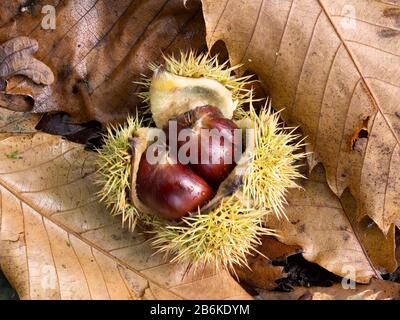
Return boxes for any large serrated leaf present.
[0,112,250,300]
[201,0,400,234]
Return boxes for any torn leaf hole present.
[352,129,369,151]
[359,215,376,230]
[358,128,369,139]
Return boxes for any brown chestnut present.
[136,146,215,220]
[165,105,242,188]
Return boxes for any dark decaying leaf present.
[0,0,206,124]
[0,269,18,300]
[384,229,400,283]
[35,113,103,148]
[274,253,342,292]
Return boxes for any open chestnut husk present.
[96,52,306,270]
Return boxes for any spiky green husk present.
[136,51,254,111]
[98,50,306,270]
[147,102,305,270]
[95,100,306,270]
[238,100,306,219]
[150,194,275,272]
[95,116,143,230]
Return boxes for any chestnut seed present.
[191,128,239,187]
[136,147,215,220]
[165,105,242,188]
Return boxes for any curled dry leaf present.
[202,0,400,234]
[0,36,54,112]
[0,0,206,124]
[0,111,250,300]
[267,165,397,283]
[0,36,54,87]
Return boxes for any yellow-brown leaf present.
[0,113,249,300]
[202,0,400,234]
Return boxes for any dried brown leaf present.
[0,111,249,300]
[267,165,396,283]
[0,0,206,124]
[0,108,39,134]
[202,0,400,234]
[0,36,54,86]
